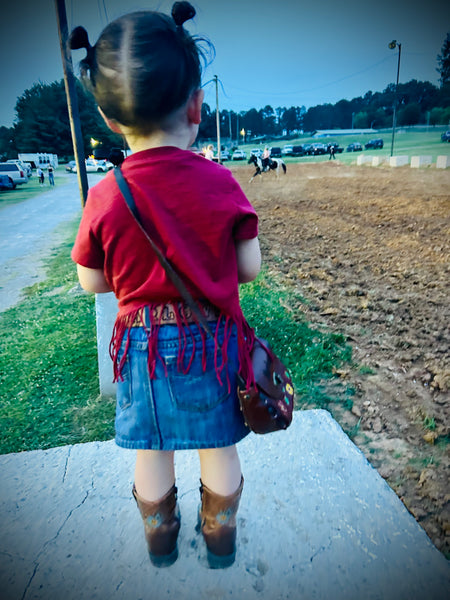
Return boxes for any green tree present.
[437,32,450,87]
[397,103,421,126]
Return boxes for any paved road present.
[0,174,102,312]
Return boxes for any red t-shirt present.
[72,146,258,318]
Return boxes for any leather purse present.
[114,167,294,435]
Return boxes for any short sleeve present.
[71,193,105,269]
[231,180,259,241]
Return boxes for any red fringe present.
[109,301,256,391]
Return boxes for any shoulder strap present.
[113,167,215,340]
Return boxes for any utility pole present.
[214,75,221,163]
[389,40,402,158]
[55,0,88,207]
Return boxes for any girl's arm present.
[236,237,261,283]
[76,264,112,293]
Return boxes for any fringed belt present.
[130,300,220,327]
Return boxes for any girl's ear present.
[98,106,123,133]
[187,89,204,125]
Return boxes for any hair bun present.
[171,1,196,27]
[69,26,91,51]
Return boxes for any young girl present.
[70,2,261,569]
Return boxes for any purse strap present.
[113,166,216,341]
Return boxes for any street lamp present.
[388,40,402,157]
[240,128,246,144]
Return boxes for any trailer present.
[18,153,59,169]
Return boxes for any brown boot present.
[197,476,244,568]
[132,484,181,567]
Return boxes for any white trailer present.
[18,153,59,169]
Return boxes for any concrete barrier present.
[356,155,373,165]
[389,155,409,167]
[436,155,450,168]
[95,292,118,397]
[372,156,385,167]
[411,156,432,168]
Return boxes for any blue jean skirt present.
[115,320,250,450]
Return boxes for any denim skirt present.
[115,320,250,450]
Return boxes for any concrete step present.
[0,410,448,600]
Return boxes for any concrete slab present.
[436,155,450,168]
[0,410,448,600]
[410,156,432,168]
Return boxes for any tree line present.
[1,33,449,160]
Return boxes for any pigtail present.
[171,1,196,29]
[69,26,96,81]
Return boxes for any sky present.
[0,0,449,127]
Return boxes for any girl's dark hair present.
[69,2,212,132]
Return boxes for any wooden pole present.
[54,0,88,207]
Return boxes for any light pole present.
[389,40,402,157]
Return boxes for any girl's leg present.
[133,449,180,567]
[134,449,175,501]
[197,445,242,495]
[197,445,244,568]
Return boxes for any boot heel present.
[150,546,179,568]
[206,548,236,569]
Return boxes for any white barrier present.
[372,156,385,167]
[389,155,409,167]
[356,155,373,165]
[411,156,432,168]
[95,292,118,397]
[436,155,450,168]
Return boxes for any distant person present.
[69,2,261,570]
[329,144,336,160]
[47,165,55,185]
[262,146,271,171]
[37,167,44,185]
[204,144,214,160]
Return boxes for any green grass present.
[0,169,74,210]
[239,272,353,410]
[0,219,115,454]
[0,223,354,453]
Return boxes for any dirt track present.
[232,160,449,558]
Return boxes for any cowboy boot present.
[197,476,244,569]
[132,484,181,568]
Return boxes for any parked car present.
[291,145,306,156]
[302,143,313,155]
[6,159,32,177]
[65,160,76,172]
[232,149,247,160]
[282,145,294,156]
[0,162,28,185]
[311,143,327,155]
[365,138,384,150]
[270,147,282,157]
[0,174,15,190]
[250,148,262,158]
[326,143,343,154]
[346,142,363,152]
[441,131,450,142]
[72,158,114,173]
[215,148,231,161]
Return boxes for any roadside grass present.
[0,169,74,210]
[0,219,115,455]
[0,223,354,454]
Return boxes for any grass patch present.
[239,272,353,410]
[0,169,74,211]
[0,219,115,454]
[0,234,352,454]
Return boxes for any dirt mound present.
[232,160,449,557]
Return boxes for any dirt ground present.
[232,160,449,558]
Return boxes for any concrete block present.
[356,155,373,165]
[436,155,450,168]
[411,155,432,168]
[95,292,118,397]
[389,155,409,167]
[372,156,385,167]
